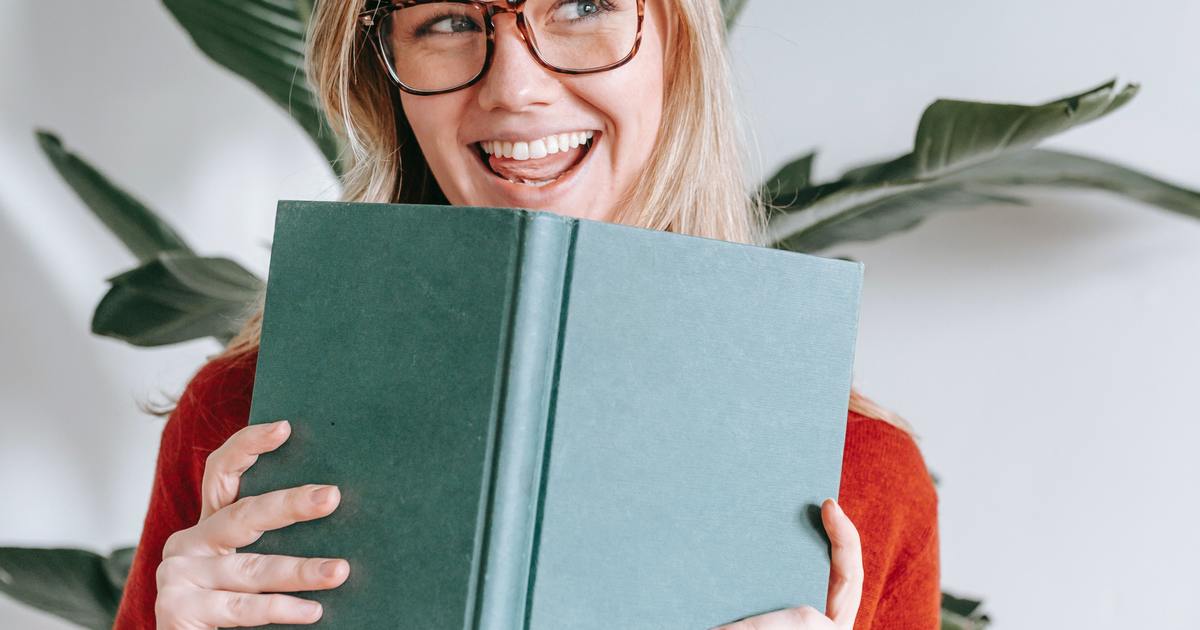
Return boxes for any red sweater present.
[114,350,940,629]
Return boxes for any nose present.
[475,13,562,112]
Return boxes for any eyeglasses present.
[358,0,646,96]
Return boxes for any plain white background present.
[2,0,1197,628]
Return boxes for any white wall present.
[2,0,1196,628]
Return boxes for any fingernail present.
[272,419,290,432]
[300,599,322,619]
[311,485,337,504]
[319,559,344,578]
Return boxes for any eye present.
[425,13,481,35]
[551,0,607,22]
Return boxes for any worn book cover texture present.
[239,200,864,629]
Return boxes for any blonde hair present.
[214,0,912,434]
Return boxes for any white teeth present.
[479,131,595,161]
[529,139,548,159]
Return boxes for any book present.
[239,199,864,629]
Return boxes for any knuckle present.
[155,556,186,589]
[154,585,189,621]
[234,553,269,580]
[264,593,294,620]
[225,592,254,619]
[226,495,258,524]
[845,564,865,583]
[287,485,320,516]
[791,606,823,621]
[161,530,188,558]
[203,448,224,474]
[300,557,322,583]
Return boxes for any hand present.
[713,498,863,630]
[154,420,350,629]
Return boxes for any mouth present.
[472,130,598,189]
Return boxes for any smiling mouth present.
[473,131,598,188]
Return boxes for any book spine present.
[474,213,575,630]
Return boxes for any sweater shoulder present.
[168,349,258,453]
[839,410,938,544]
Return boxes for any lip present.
[466,131,601,204]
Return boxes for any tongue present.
[488,145,584,182]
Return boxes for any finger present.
[196,484,341,553]
[163,553,349,593]
[200,420,292,520]
[711,605,829,630]
[158,585,324,627]
[822,498,863,629]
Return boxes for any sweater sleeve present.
[113,353,257,629]
[838,413,941,630]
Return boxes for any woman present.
[115,0,939,628]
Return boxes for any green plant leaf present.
[762,80,1200,251]
[0,546,133,630]
[722,0,749,28]
[912,78,1138,179]
[102,547,136,594]
[941,148,1200,217]
[162,0,343,173]
[768,148,1200,252]
[93,252,264,347]
[762,151,815,207]
[940,591,991,630]
[35,130,193,263]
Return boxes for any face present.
[398,0,669,223]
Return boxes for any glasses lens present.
[381,3,487,92]
[525,0,640,71]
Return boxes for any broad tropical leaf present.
[768,147,1200,252]
[0,546,134,630]
[162,0,343,173]
[35,130,193,263]
[93,253,264,346]
[763,80,1200,251]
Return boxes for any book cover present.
[239,199,864,629]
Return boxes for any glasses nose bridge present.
[484,0,529,31]
[484,0,535,53]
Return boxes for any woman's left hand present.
[713,498,863,630]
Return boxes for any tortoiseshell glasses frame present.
[357,0,647,96]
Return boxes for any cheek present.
[588,29,666,181]
[399,93,471,179]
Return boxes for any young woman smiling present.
[114,1,940,628]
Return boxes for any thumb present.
[822,498,863,629]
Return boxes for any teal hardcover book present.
[239,200,864,629]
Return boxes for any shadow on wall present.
[0,205,129,543]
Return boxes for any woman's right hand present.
[154,420,350,629]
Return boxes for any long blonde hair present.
[214,0,912,434]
